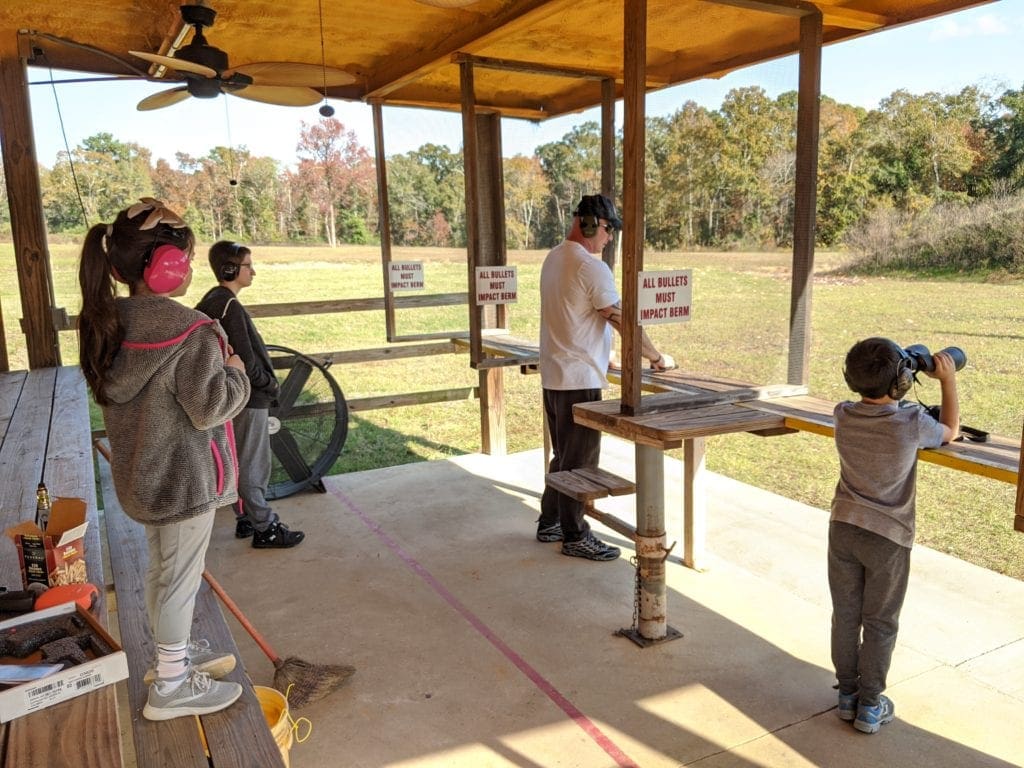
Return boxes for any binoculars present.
[903,344,966,373]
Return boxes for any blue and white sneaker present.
[561,531,620,561]
[837,691,858,721]
[854,694,895,734]
[536,522,563,542]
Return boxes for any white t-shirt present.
[539,240,619,390]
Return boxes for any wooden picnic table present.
[0,366,122,768]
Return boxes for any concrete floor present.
[201,437,1024,768]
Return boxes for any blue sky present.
[27,2,1024,169]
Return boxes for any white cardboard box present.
[0,601,127,722]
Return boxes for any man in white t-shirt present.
[537,194,675,561]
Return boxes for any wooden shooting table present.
[575,369,1024,572]
[0,367,122,767]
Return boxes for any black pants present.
[539,388,602,542]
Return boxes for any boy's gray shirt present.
[102,296,250,526]
[831,400,945,548]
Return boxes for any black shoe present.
[252,521,305,549]
[234,518,254,539]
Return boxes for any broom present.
[203,570,355,708]
[94,439,354,708]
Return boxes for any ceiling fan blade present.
[129,50,217,79]
[137,87,192,111]
[229,62,356,87]
[227,84,322,107]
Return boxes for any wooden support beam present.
[244,293,468,318]
[347,387,478,412]
[620,0,647,416]
[461,60,483,369]
[371,102,398,342]
[452,53,616,82]
[787,11,822,386]
[0,51,59,368]
[701,0,819,17]
[601,77,617,273]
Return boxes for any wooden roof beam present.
[452,52,668,88]
[364,0,565,100]
[703,0,888,28]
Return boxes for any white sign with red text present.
[389,261,424,292]
[475,266,518,305]
[637,269,692,326]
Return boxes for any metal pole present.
[635,444,666,640]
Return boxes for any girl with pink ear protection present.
[77,199,252,721]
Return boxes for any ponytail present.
[77,223,122,405]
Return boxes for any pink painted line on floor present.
[327,480,639,768]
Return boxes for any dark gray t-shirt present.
[830,400,945,548]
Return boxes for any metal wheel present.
[265,345,348,500]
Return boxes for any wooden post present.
[1015,417,1024,532]
[600,77,617,273]
[460,60,483,369]
[683,437,707,569]
[0,46,60,368]
[460,62,506,454]
[786,10,822,386]
[620,0,646,417]
[371,101,397,342]
[474,112,507,455]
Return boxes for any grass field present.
[3,242,1022,579]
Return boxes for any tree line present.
[4,82,1023,252]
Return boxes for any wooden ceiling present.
[0,0,994,121]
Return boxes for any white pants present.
[144,510,215,646]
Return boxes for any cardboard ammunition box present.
[0,602,127,722]
[5,497,89,589]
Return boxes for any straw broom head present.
[274,657,356,709]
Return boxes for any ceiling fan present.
[130,3,355,111]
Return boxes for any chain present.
[629,554,641,631]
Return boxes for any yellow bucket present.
[255,685,294,768]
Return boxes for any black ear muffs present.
[579,215,600,237]
[219,260,240,281]
[889,351,914,400]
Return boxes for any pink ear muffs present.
[143,244,191,293]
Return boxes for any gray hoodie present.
[103,296,250,526]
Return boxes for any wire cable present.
[37,36,89,229]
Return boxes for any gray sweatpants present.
[232,407,277,532]
[145,510,216,647]
[828,520,911,706]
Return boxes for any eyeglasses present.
[602,223,615,234]
[238,262,254,270]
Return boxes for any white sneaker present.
[142,670,242,721]
[143,639,236,685]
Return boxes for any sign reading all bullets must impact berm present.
[475,266,518,305]
[389,261,424,292]
[637,269,692,326]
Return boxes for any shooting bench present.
[95,442,285,768]
[0,367,120,768]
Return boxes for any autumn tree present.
[42,133,153,231]
[536,121,602,245]
[503,154,548,249]
[295,117,375,246]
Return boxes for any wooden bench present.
[0,367,122,768]
[95,441,286,768]
[545,467,637,539]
